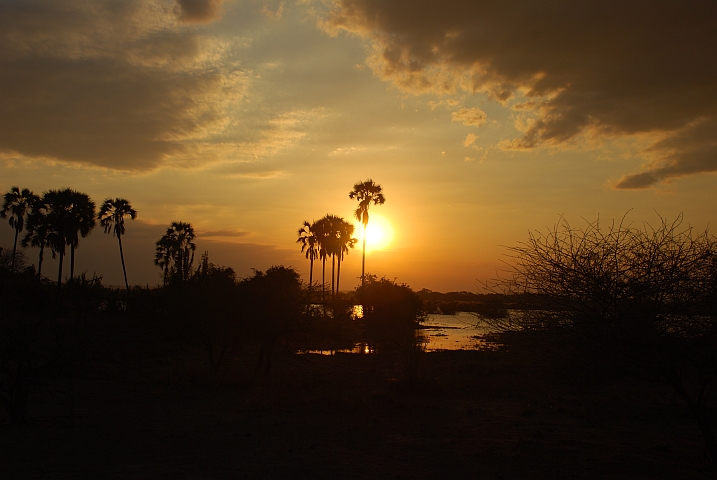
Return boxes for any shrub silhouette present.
[355,275,425,353]
[239,266,304,377]
[494,214,717,464]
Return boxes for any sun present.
[355,215,394,251]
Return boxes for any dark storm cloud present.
[174,0,223,24]
[322,0,717,187]
[0,0,243,170]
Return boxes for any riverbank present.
[1,332,712,479]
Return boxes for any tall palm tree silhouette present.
[41,189,73,288]
[99,198,137,290]
[154,221,196,285]
[325,214,340,297]
[54,189,96,281]
[348,179,385,285]
[296,220,319,299]
[335,218,357,294]
[21,201,52,279]
[1,187,38,273]
[313,216,332,304]
[154,235,174,287]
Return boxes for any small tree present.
[494,214,717,464]
[355,275,425,353]
[240,266,304,377]
[1,187,38,273]
[98,198,137,291]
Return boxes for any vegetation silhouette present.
[1,187,39,274]
[21,199,53,279]
[355,274,425,353]
[334,217,357,294]
[4,185,716,474]
[64,190,96,281]
[312,215,331,304]
[491,214,717,465]
[154,221,196,286]
[296,220,319,300]
[98,198,137,291]
[34,189,96,289]
[239,266,304,377]
[349,179,385,286]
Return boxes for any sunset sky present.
[1,0,716,292]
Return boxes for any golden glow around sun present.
[355,215,394,251]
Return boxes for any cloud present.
[0,0,244,171]
[463,134,477,148]
[199,229,250,238]
[329,146,367,156]
[452,108,487,127]
[616,118,717,188]
[175,0,224,24]
[321,0,717,186]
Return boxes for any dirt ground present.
[1,340,714,479]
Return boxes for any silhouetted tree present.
[335,218,357,294]
[172,252,242,370]
[98,198,137,290]
[355,275,425,353]
[297,220,319,300]
[41,189,73,288]
[64,190,96,280]
[154,222,196,286]
[322,214,342,297]
[349,179,385,286]
[240,266,303,377]
[21,202,52,279]
[494,214,717,464]
[313,215,332,304]
[1,187,38,273]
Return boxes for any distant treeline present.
[417,289,557,317]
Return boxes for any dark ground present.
[1,335,714,479]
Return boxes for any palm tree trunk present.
[118,234,129,290]
[70,245,75,280]
[37,245,44,279]
[336,253,341,294]
[57,250,64,289]
[308,257,314,301]
[331,254,336,297]
[362,223,367,286]
[11,227,19,273]
[322,257,326,313]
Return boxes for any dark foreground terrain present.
[1,334,713,480]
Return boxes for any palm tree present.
[335,218,357,294]
[296,220,319,300]
[348,179,385,285]
[41,189,72,288]
[1,187,39,273]
[154,235,174,287]
[98,198,137,290]
[64,190,96,280]
[154,221,196,285]
[312,216,333,304]
[321,214,344,297]
[21,202,52,279]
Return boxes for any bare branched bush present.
[491,214,717,464]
